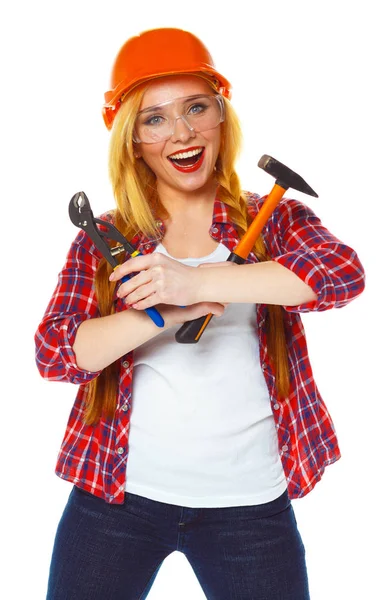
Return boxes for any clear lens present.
[133,94,224,144]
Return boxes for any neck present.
[156,178,219,222]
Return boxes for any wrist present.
[194,266,214,303]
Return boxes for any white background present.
[1,0,385,598]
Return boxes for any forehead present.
[139,75,214,110]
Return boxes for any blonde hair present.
[84,79,290,424]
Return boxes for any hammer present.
[175,154,318,344]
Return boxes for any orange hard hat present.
[102,28,232,130]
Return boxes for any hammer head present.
[258,155,318,198]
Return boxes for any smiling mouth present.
[167,147,205,170]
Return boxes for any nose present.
[170,115,196,143]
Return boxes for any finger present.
[117,270,147,298]
[109,254,152,281]
[123,281,156,306]
[117,270,150,298]
[128,291,158,310]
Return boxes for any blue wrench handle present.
[144,306,165,327]
[121,273,165,328]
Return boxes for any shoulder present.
[243,190,319,224]
[243,191,262,210]
[243,191,263,220]
[99,209,116,223]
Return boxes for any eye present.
[188,102,208,116]
[143,114,165,127]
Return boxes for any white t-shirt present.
[125,242,287,507]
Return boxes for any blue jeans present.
[46,485,310,599]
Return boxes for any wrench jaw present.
[69,191,93,228]
[69,191,139,259]
[73,191,87,210]
[68,191,117,267]
[68,191,133,266]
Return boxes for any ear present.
[133,142,141,159]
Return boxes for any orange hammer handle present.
[235,183,286,258]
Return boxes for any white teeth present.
[169,148,203,160]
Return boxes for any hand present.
[160,259,239,327]
[109,252,202,310]
[153,301,228,328]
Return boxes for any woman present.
[35,27,365,600]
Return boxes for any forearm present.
[73,309,173,372]
[196,261,318,305]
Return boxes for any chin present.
[174,170,216,192]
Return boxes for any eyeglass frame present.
[132,93,225,144]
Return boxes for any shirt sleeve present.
[34,229,103,384]
[270,198,366,312]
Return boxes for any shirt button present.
[273,403,280,410]
[122,403,129,412]
[145,244,151,250]
[212,227,219,233]
[117,447,124,455]
[261,362,267,369]
[282,445,289,452]
[122,361,129,368]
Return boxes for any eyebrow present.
[137,94,211,116]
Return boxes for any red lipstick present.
[167,147,205,173]
[168,146,203,157]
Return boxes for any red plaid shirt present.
[35,192,365,504]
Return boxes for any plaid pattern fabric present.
[35,191,365,503]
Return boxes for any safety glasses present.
[133,94,225,144]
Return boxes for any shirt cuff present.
[272,250,335,312]
[58,313,102,383]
